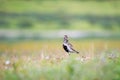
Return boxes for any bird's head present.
[64,35,68,43]
[64,35,68,39]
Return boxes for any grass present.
[0,40,120,80]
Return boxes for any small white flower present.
[5,60,10,65]
[80,58,84,62]
[45,56,50,60]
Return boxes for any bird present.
[63,35,79,55]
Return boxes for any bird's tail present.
[75,50,79,54]
[71,48,79,54]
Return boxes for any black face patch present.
[63,44,69,52]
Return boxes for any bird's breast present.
[63,44,69,52]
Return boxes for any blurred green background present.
[0,0,120,31]
[0,0,120,40]
[0,1,120,80]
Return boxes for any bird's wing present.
[68,43,73,47]
[68,43,79,53]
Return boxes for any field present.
[0,39,120,80]
[0,0,120,80]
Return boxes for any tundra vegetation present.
[0,0,120,80]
